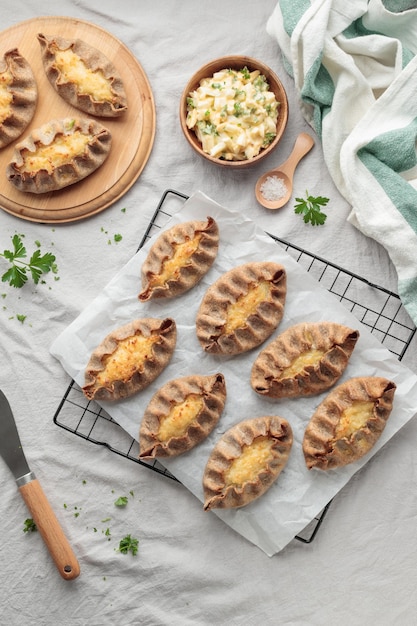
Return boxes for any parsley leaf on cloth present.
[1,234,56,287]
[294,192,329,226]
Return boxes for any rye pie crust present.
[303,376,396,470]
[196,261,287,356]
[139,373,227,459]
[203,415,293,510]
[138,217,219,302]
[0,48,37,149]
[6,117,112,194]
[82,318,176,401]
[251,321,359,398]
[38,33,128,117]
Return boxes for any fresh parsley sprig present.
[1,234,57,288]
[294,191,329,226]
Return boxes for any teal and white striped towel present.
[267,0,417,327]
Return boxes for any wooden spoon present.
[255,132,315,210]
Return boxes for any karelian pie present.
[303,376,396,470]
[138,217,219,302]
[0,48,37,149]
[38,33,127,117]
[196,261,287,356]
[82,317,176,401]
[251,321,359,398]
[203,415,293,510]
[6,117,112,193]
[139,373,227,459]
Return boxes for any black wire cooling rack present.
[53,188,416,544]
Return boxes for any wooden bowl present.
[179,55,288,168]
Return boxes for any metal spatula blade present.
[0,389,80,580]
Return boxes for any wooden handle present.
[279,132,315,178]
[19,478,80,580]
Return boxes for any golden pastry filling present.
[52,47,114,102]
[149,234,203,288]
[280,348,325,379]
[224,436,275,486]
[0,68,13,124]
[95,333,159,386]
[158,394,205,441]
[223,280,272,334]
[334,400,375,440]
[20,131,93,174]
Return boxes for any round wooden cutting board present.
[0,16,156,223]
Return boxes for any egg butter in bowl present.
[180,55,288,168]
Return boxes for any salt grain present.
[260,175,288,202]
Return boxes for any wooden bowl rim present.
[179,55,289,168]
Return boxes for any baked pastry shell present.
[0,48,37,149]
[38,33,128,117]
[196,261,287,356]
[139,373,227,459]
[251,321,359,398]
[138,217,219,301]
[203,415,293,510]
[303,376,396,470]
[6,117,112,194]
[82,317,177,402]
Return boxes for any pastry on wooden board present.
[139,373,227,459]
[37,33,127,117]
[6,117,112,193]
[82,317,176,401]
[251,321,359,398]
[303,376,396,470]
[138,217,219,302]
[203,415,293,510]
[0,48,37,149]
[196,261,287,356]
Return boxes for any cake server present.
[0,389,80,579]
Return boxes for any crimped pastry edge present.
[139,372,227,458]
[302,376,396,470]
[82,317,176,401]
[37,33,127,117]
[6,117,112,193]
[203,415,293,510]
[0,48,37,149]
[251,321,359,398]
[196,261,287,356]
[138,217,219,301]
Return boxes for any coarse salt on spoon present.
[255,132,315,210]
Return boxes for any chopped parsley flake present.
[114,496,128,507]
[23,518,37,533]
[117,534,139,556]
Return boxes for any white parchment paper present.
[50,191,417,556]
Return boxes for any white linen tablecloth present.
[1,1,417,624]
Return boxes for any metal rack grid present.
[53,188,416,544]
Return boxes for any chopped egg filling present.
[95,333,159,386]
[0,68,13,124]
[158,394,204,441]
[334,400,375,440]
[21,131,93,174]
[223,280,272,334]
[280,348,325,379]
[53,48,114,102]
[225,436,275,486]
[186,67,279,161]
[149,233,202,288]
